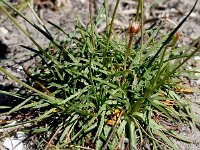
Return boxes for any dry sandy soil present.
[0,0,200,149]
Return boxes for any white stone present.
[187,66,192,70]
[3,132,26,150]
[194,56,200,61]
[0,27,8,35]
[17,66,23,72]
[80,0,86,3]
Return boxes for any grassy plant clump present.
[0,0,200,149]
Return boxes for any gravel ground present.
[0,0,200,149]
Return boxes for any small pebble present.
[194,56,200,61]
[80,0,86,3]
[0,75,3,81]
[17,66,23,72]
[3,132,26,150]
[0,27,8,35]
[187,66,192,70]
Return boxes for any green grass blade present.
[93,104,106,143]
[8,96,33,114]
[0,90,24,99]
[59,114,79,143]
[0,106,11,109]
[0,67,57,104]
[153,128,178,150]
[147,0,198,68]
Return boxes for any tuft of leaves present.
[0,0,199,149]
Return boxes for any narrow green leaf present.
[93,104,106,142]
[9,96,33,114]
[165,130,192,143]
[127,118,137,150]
[36,108,55,122]
[59,114,79,143]
[94,78,117,89]
[0,106,11,109]
[0,90,24,99]
[153,128,178,150]
[59,86,88,105]
[0,67,58,104]
[32,127,49,134]
[150,100,171,117]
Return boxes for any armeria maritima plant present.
[0,0,200,149]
